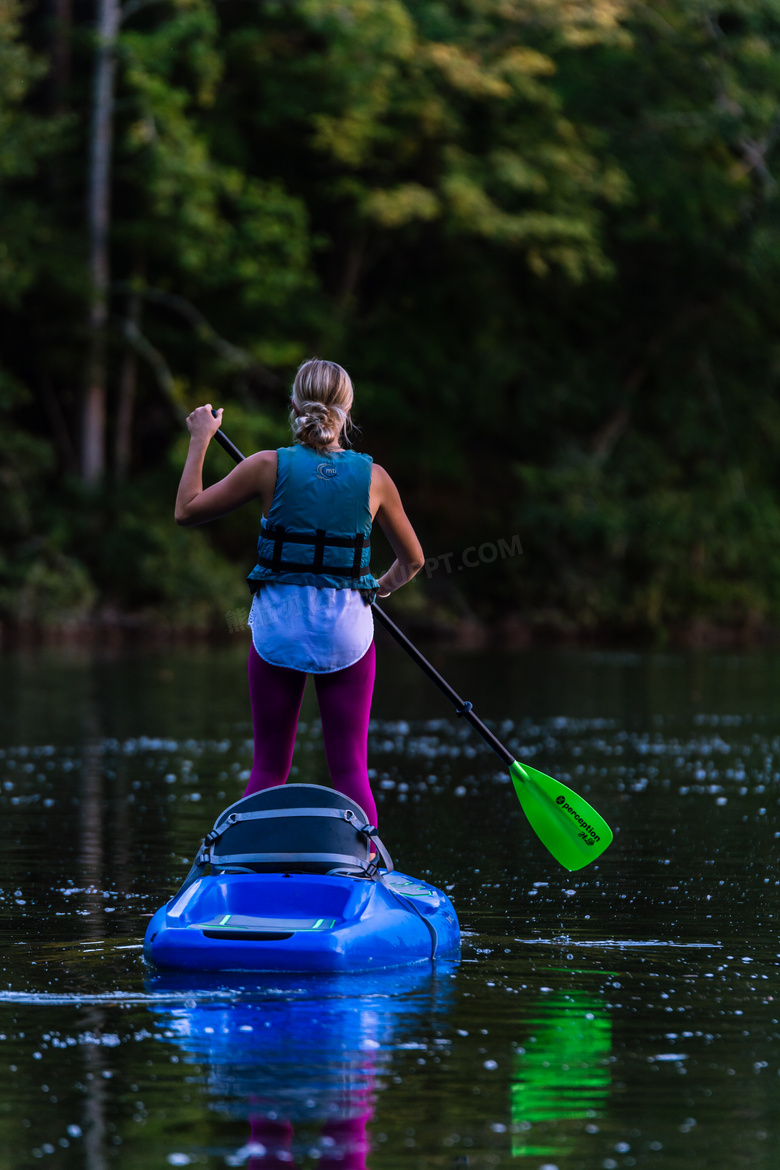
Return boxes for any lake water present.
[1,635,779,1169]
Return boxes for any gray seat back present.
[210,783,376,874]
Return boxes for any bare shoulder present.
[246,449,278,467]
[241,449,277,479]
[229,449,278,511]
[370,462,407,523]
[370,462,396,495]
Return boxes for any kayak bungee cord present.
[210,415,613,872]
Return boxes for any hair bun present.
[290,359,356,451]
[298,400,330,422]
[294,400,342,447]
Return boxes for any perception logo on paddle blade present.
[556,794,600,841]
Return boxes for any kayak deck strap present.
[214,851,372,868]
[218,807,363,826]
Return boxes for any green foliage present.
[121,4,313,301]
[0,0,65,305]
[94,491,246,628]
[3,0,780,638]
[253,0,628,280]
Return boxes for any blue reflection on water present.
[146,965,457,1166]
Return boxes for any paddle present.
[368,605,612,871]
[208,413,613,871]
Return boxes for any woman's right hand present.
[186,403,223,443]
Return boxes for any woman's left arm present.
[175,404,274,525]
[370,464,425,596]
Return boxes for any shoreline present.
[1,607,777,652]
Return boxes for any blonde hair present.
[290,358,355,450]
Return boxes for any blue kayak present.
[144,783,460,973]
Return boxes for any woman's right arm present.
[370,464,425,597]
[174,404,276,525]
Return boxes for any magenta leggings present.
[245,641,377,825]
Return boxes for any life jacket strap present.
[271,524,285,572]
[313,529,326,573]
[352,533,364,578]
[258,524,371,580]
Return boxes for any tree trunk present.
[81,0,120,485]
[114,284,142,482]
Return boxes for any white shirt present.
[248,585,374,673]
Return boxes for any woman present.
[174,358,424,827]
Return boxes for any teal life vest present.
[247,445,379,594]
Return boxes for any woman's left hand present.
[186,403,223,443]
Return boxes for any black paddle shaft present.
[214,429,246,463]
[207,411,515,769]
[370,606,515,768]
[208,409,247,462]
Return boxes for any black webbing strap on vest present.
[257,525,370,579]
[271,525,285,572]
[313,529,326,573]
[352,533,364,578]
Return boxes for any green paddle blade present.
[510,761,613,871]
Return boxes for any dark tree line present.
[2,0,780,638]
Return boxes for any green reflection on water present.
[511,989,611,1158]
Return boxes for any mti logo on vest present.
[316,464,339,479]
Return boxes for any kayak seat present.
[177,783,393,893]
